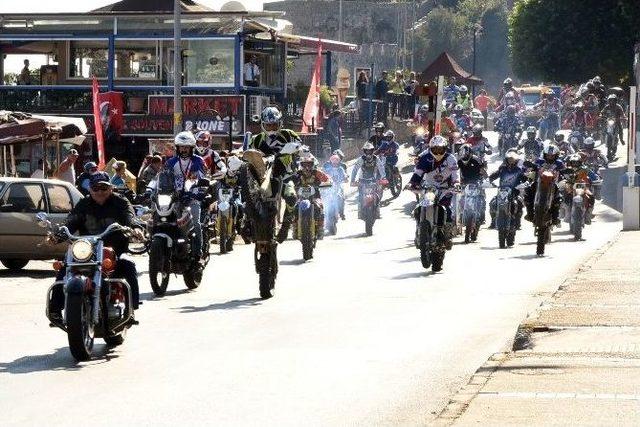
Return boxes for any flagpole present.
[173,0,182,134]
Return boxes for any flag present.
[97,91,124,137]
[92,77,106,169]
[302,42,323,134]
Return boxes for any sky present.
[1,0,274,74]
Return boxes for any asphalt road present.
[0,134,623,426]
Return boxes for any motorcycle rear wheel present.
[257,247,277,299]
[66,293,94,361]
[498,229,507,249]
[390,172,402,198]
[536,226,548,256]
[184,267,202,290]
[149,239,170,297]
[431,250,445,272]
[219,225,228,254]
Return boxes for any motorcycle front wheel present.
[536,226,549,256]
[301,213,314,261]
[390,171,402,198]
[66,293,94,361]
[419,221,431,269]
[257,247,277,299]
[184,265,202,290]
[431,250,445,272]
[219,223,228,254]
[149,238,170,296]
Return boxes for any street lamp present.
[471,23,483,98]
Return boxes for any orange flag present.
[92,77,106,169]
[302,42,323,134]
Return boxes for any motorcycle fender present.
[152,233,173,248]
[363,194,375,207]
[65,275,90,295]
[573,195,584,205]
[218,201,231,212]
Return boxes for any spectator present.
[356,71,369,100]
[139,155,163,189]
[76,161,99,196]
[375,71,390,122]
[474,89,494,128]
[406,72,419,118]
[325,105,343,152]
[388,70,406,118]
[31,159,49,178]
[110,160,131,191]
[55,149,79,185]
[18,59,32,85]
[244,54,261,87]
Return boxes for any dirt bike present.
[322,181,342,236]
[384,162,403,198]
[38,214,136,361]
[357,177,381,236]
[560,180,590,241]
[602,117,619,162]
[295,185,319,261]
[412,184,454,272]
[533,168,559,256]
[461,182,483,244]
[216,185,238,254]
[495,184,526,248]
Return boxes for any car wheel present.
[1,259,29,271]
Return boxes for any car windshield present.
[523,93,540,106]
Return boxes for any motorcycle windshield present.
[156,171,176,195]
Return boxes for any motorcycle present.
[560,181,590,241]
[147,171,211,296]
[296,185,318,261]
[495,184,525,248]
[322,180,343,236]
[603,117,619,162]
[216,185,239,254]
[499,130,521,157]
[358,177,381,236]
[533,168,559,256]
[128,204,151,255]
[383,160,403,198]
[37,213,136,361]
[412,184,452,272]
[461,182,483,244]
[538,111,559,141]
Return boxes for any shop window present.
[244,42,285,89]
[114,40,159,80]
[185,38,235,86]
[69,40,109,78]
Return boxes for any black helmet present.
[472,124,483,136]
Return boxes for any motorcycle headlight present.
[575,188,585,196]
[415,126,425,136]
[71,239,93,262]
[425,190,437,203]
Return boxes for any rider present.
[578,136,608,172]
[497,78,520,105]
[488,151,529,229]
[291,152,332,240]
[591,76,607,109]
[518,126,544,160]
[323,149,348,175]
[457,143,487,224]
[495,105,523,152]
[553,131,575,156]
[599,94,627,146]
[375,130,400,174]
[351,142,387,219]
[164,131,208,259]
[48,172,142,318]
[524,144,566,225]
[455,85,474,111]
[323,154,348,220]
[465,124,492,160]
[195,130,227,177]
[249,106,302,243]
[440,107,459,143]
[562,154,599,224]
[563,102,594,132]
[407,135,461,248]
[452,104,473,133]
[369,122,386,149]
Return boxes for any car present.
[516,84,551,127]
[0,177,83,271]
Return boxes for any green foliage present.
[509,0,640,85]
[319,85,334,109]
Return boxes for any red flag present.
[302,42,323,134]
[97,91,124,137]
[91,77,106,169]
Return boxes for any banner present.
[97,91,124,139]
[91,77,106,169]
[302,42,323,134]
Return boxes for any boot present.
[488,215,496,229]
[276,219,292,243]
[316,226,324,240]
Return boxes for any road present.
[0,134,622,426]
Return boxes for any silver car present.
[0,177,83,271]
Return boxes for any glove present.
[379,178,389,186]
[453,183,462,192]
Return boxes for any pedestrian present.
[325,105,343,152]
[405,72,419,118]
[244,54,261,87]
[139,155,163,189]
[54,149,78,185]
[375,71,390,123]
[474,89,494,129]
[388,70,406,118]
[356,71,369,101]
[110,160,134,191]
[18,59,32,85]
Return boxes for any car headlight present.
[71,239,93,262]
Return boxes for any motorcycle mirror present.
[197,178,211,188]
[35,212,50,228]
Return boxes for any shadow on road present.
[177,298,263,313]
[509,254,551,260]
[280,259,306,266]
[333,232,369,240]
[366,243,414,254]
[395,256,420,263]
[139,289,190,302]
[390,271,431,280]
[0,345,118,374]
[0,269,54,279]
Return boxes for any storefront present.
[0,2,359,171]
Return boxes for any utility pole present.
[173,0,182,134]
[338,0,343,42]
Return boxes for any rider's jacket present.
[489,164,528,189]
[534,158,566,173]
[165,155,207,190]
[375,140,400,166]
[579,149,607,170]
[534,98,560,114]
[64,193,134,256]
[200,148,227,175]
[565,110,594,129]
[600,103,626,122]
[466,135,490,156]
[562,166,599,186]
[368,134,385,149]
[457,156,486,184]
[441,117,457,137]
[519,137,544,157]
[293,169,332,197]
[495,115,522,134]
[351,155,386,183]
[409,151,460,188]
[557,141,575,156]
[455,94,473,110]
[251,129,300,156]
[454,114,472,131]
[323,163,348,184]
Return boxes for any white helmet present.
[383,130,395,140]
[194,130,211,155]
[227,155,243,175]
[459,85,468,93]
[429,135,448,161]
[260,106,282,136]
[583,136,595,148]
[362,142,375,158]
[542,144,560,162]
[299,152,316,170]
[174,131,196,147]
[505,150,519,165]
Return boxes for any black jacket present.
[458,157,486,184]
[65,193,135,255]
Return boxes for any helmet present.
[583,136,595,149]
[458,143,472,160]
[329,155,340,165]
[593,76,602,85]
[506,105,516,115]
[505,150,519,166]
[454,104,464,114]
[542,144,560,162]
[459,85,468,93]
[586,81,595,90]
[526,126,537,137]
[567,153,582,169]
[227,155,243,176]
[84,161,98,173]
[332,149,344,160]
[419,104,429,113]
[174,131,196,147]
[260,106,283,135]
[554,131,565,143]
[503,78,513,88]
[429,135,448,161]
[194,130,211,155]
[362,142,375,158]
[383,130,395,140]
[299,152,316,170]
[374,122,385,132]
[576,101,584,110]
[607,94,617,101]
[472,124,483,136]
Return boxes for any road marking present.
[478,391,640,400]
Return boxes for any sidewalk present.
[437,230,640,426]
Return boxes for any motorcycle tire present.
[149,238,170,297]
[258,248,277,299]
[184,268,202,290]
[226,235,235,252]
[498,229,507,249]
[327,219,337,236]
[390,173,402,198]
[431,250,445,272]
[464,216,474,244]
[506,230,515,247]
[365,216,374,236]
[606,135,615,161]
[301,214,314,261]
[66,293,94,361]
[471,227,479,242]
[219,226,228,255]
[536,226,547,256]
[419,221,431,269]
[572,211,583,241]
[104,329,126,346]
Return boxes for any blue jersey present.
[409,151,459,187]
[375,140,399,166]
[489,164,527,189]
[165,155,207,190]
[323,163,347,184]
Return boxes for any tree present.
[509,0,640,85]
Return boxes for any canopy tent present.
[92,0,213,13]
[418,52,483,86]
